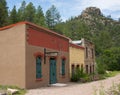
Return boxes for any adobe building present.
[0,22,70,89]
[69,43,85,77]
[72,38,96,74]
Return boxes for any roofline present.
[83,38,93,44]
[0,22,26,31]
[0,21,70,40]
[70,43,84,49]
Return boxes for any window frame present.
[76,64,80,69]
[71,64,75,77]
[86,47,88,58]
[61,58,66,76]
[36,56,42,80]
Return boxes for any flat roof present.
[72,40,82,44]
[0,21,70,40]
[70,43,84,49]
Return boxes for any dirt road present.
[26,74,120,95]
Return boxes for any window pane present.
[36,57,42,78]
[62,59,65,75]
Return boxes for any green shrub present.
[71,68,90,82]
[81,73,91,82]
[71,68,81,82]
[96,63,106,74]
[71,73,79,82]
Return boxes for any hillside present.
[55,7,120,56]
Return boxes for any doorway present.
[50,58,57,84]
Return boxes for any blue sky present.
[6,0,120,21]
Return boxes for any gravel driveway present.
[26,74,120,95]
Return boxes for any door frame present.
[49,57,57,84]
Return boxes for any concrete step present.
[50,83,67,87]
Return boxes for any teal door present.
[50,58,57,84]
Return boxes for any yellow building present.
[69,43,85,77]
[72,39,96,74]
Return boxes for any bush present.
[80,73,91,82]
[71,68,81,82]
[96,63,106,74]
[98,47,120,71]
[71,68,90,82]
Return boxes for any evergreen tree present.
[9,5,18,24]
[25,2,36,22]
[18,0,26,21]
[45,10,52,28]
[34,5,46,27]
[0,0,8,27]
[45,5,61,29]
[101,47,120,71]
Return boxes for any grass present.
[0,85,26,95]
[93,71,120,95]
[99,71,120,79]
[105,71,120,77]
[94,83,120,95]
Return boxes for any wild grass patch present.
[0,85,26,95]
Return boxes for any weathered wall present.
[25,25,69,89]
[0,24,26,88]
[27,26,69,52]
[69,43,85,77]
[81,39,95,74]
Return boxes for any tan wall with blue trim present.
[25,44,70,89]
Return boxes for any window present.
[92,49,94,58]
[36,56,42,79]
[71,64,75,76]
[90,65,92,74]
[86,65,88,74]
[76,64,80,69]
[81,64,83,69]
[61,59,65,75]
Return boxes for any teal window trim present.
[36,56,42,79]
[61,59,65,75]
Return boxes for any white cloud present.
[77,0,120,11]
[6,0,120,21]
[62,0,120,20]
[43,0,67,8]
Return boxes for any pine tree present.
[34,5,46,27]
[45,10,52,28]
[9,5,18,24]
[25,2,35,22]
[45,5,61,29]
[0,0,8,27]
[18,0,26,21]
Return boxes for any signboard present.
[46,52,58,56]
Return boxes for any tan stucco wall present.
[0,24,26,88]
[69,46,84,76]
[25,43,70,89]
